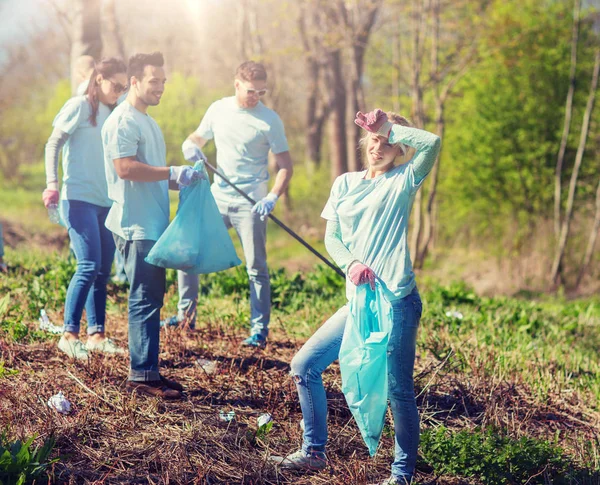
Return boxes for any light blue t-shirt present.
[321,163,425,303]
[102,101,169,241]
[53,96,112,207]
[194,96,289,202]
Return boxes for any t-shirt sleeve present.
[194,102,217,140]
[321,175,345,221]
[266,113,289,154]
[103,115,140,160]
[52,96,87,135]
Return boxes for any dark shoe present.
[160,374,184,392]
[126,380,182,400]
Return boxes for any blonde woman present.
[270,109,441,485]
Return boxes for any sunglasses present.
[105,78,129,94]
[244,87,267,97]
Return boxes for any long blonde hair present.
[358,112,413,168]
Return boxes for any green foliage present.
[151,74,228,167]
[439,0,599,247]
[420,426,568,484]
[0,431,57,485]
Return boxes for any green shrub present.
[420,426,568,484]
[0,432,57,485]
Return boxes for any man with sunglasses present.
[165,61,293,348]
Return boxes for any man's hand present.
[252,192,278,220]
[169,165,203,187]
[182,139,207,166]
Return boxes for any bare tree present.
[576,176,600,288]
[554,0,581,242]
[70,0,102,93]
[344,0,384,172]
[550,47,600,286]
[102,0,126,60]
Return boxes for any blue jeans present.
[176,197,270,336]
[113,235,165,382]
[290,287,422,481]
[61,200,115,335]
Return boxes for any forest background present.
[0,0,599,296]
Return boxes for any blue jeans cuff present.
[302,443,326,456]
[128,369,161,382]
[63,323,80,334]
[87,325,104,335]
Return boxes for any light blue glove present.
[169,165,203,187]
[252,192,278,220]
[182,139,207,167]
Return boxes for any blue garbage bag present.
[145,163,242,274]
[339,283,394,456]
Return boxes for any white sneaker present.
[58,336,89,361]
[268,449,327,471]
[86,338,125,355]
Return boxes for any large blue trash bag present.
[339,282,394,456]
[145,163,241,273]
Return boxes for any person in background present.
[269,109,441,485]
[164,61,293,348]
[42,58,129,361]
[102,52,202,400]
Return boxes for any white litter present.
[219,410,236,422]
[39,309,64,334]
[445,310,464,320]
[300,418,305,431]
[257,413,272,428]
[195,358,218,374]
[47,391,71,414]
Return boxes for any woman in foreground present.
[269,109,441,484]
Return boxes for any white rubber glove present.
[182,139,207,166]
[169,165,203,187]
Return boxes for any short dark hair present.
[235,61,267,82]
[128,52,164,81]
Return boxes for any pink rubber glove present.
[354,109,393,138]
[348,262,376,290]
[42,189,59,208]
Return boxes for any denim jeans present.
[176,197,270,337]
[290,287,422,481]
[60,200,115,335]
[113,249,128,282]
[113,235,165,382]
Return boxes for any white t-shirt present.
[102,101,169,241]
[194,96,289,202]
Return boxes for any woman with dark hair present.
[42,57,128,360]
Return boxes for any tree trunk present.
[409,0,425,265]
[550,48,600,286]
[70,0,102,94]
[554,0,581,240]
[575,177,600,288]
[327,50,348,180]
[102,0,126,60]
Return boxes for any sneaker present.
[159,374,184,392]
[268,449,327,471]
[241,334,266,348]
[160,315,181,328]
[126,380,182,400]
[368,476,411,485]
[58,336,89,361]
[86,338,125,355]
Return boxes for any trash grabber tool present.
[203,161,345,279]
